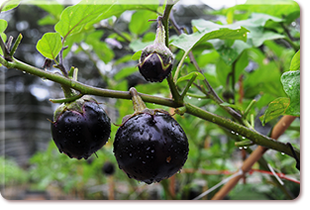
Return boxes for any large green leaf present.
[193,13,285,48]
[290,50,300,71]
[170,24,248,53]
[281,70,300,116]
[36,32,62,60]
[55,0,159,40]
[54,0,114,39]
[0,0,20,12]
[224,1,300,23]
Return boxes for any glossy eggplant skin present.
[138,52,173,83]
[113,111,188,184]
[51,99,111,160]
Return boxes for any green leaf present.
[33,0,64,17]
[171,24,249,53]
[0,19,8,57]
[290,50,300,71]
[132,50,142,60]
[36,32,62,60]
[0,19,8,42]
[85,31,114,63]
[114,66,137,80]
[55,0,115,39]
[55,0,159,41]
[129,39,153,52]
[260,97,290,125]
[210,39,251,65]
[176,72,205,84]
[0,0,20,12]
[193,13,285,48]
[247,26,285,47]
[129,10,157,35]
[281,70,300,116]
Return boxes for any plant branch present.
[0,56,179,108]
[0,55,300,158]
[211,115,298,200]
[184,103,299,160]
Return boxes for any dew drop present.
[231,131,235,134]
[239,147,243,150]
[198,98,201,101]
[187,96,192,99]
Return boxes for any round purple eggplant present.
[113,110,188,184]
[51,96,111,160]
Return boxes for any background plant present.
[0,0,300,200]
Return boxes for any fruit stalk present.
[129,87,147,113]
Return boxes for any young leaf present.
[176,72,205,84]
[132,50,142,60]
[260,97,290,126]
[0,19,8,42]
[281,70,300,116]
[290,50,300,71]
[36,32,62,60]
[0,19,7,60]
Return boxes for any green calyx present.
[53,95,97,122]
